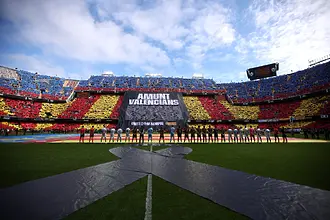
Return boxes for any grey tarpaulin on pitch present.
[1,145,330,220]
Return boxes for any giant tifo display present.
[118,92,189,129]
[0,61,330,135]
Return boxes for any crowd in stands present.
[84,95,120,119]
[292,96,328,118]
[0,62,329,136]
[1,61,329,103]
[76,76,220,93]
[4,99,42,118]
[221,101,259,120]
[183,96,210,120]
[1,93,329,122]
[0,67,76,100]
[218,61,330,103]
[39,102,70,118]
[198,96,234,120]
[258,101,301,120]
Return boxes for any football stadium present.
[1,0,330,220]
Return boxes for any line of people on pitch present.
[167,125,288,144]
[78,125,288,144]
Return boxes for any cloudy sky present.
[0,0,329,82]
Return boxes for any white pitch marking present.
[144,144,153,220]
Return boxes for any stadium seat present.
[39,102,70,118]
[0,97,14,116]
[198,96,234,120]
[183,96,210,120]
[57,95,100,119]
[219,61,330,103]
[84,95,120,119]
[220,101,259,120]
[4,98,42,118]
[258,101,301,119]
[293,96,326,118]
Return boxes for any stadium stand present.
[76,76,219,93]
[218,61,330,103]
[198,96,234,120]
[292,96,328,119]
[57,95,100,119]
[183,96,210,120]
[39,102,70,118]
[0,67,76,100]
[4,99,42,118]
[220,100,259,120]
[110,95,124,119]
[0,97,13,116]
[84,95,120,119]
[0,62,329,135]
[258,101,301,120]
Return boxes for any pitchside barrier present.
[117,92,189,130]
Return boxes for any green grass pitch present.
[0,143,329,219]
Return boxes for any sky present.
[0,0,329,83]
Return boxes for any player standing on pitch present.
[213,127,219,143]
[249,126,256,143]
[117,127,123,142]
[281,127,288,143]
[159,126,165,144]
[221,128,225,142]
[196,126,202,143]
[132,127,138,143]
[89,126,95,143]
[208,125,213,143]
[139,126,145,145]
[190,127,196,143]
[177,126,182,143]
[109,127,115,143]
[184,126,190,143]
[100,125,107,143]
[256,126,262,143]
[202,126,207,143]
[147,127,153,143]
[170,125,175,143]
[233,127,238,143]
[125,127,130,142]
[79,126,85,143]
[244,126,250,143]
[265,127,271,143]
[239,127,244,143]
[228,127,233,143]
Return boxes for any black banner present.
[117,92,189,129]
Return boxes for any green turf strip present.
[185,143,330,191]
[153,175,249,220]
[65,176,147,220]
[0,143,119,188]
[1,143,330,191]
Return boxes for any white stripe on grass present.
[144,144,153,220]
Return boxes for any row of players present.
[79,125,288,144]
